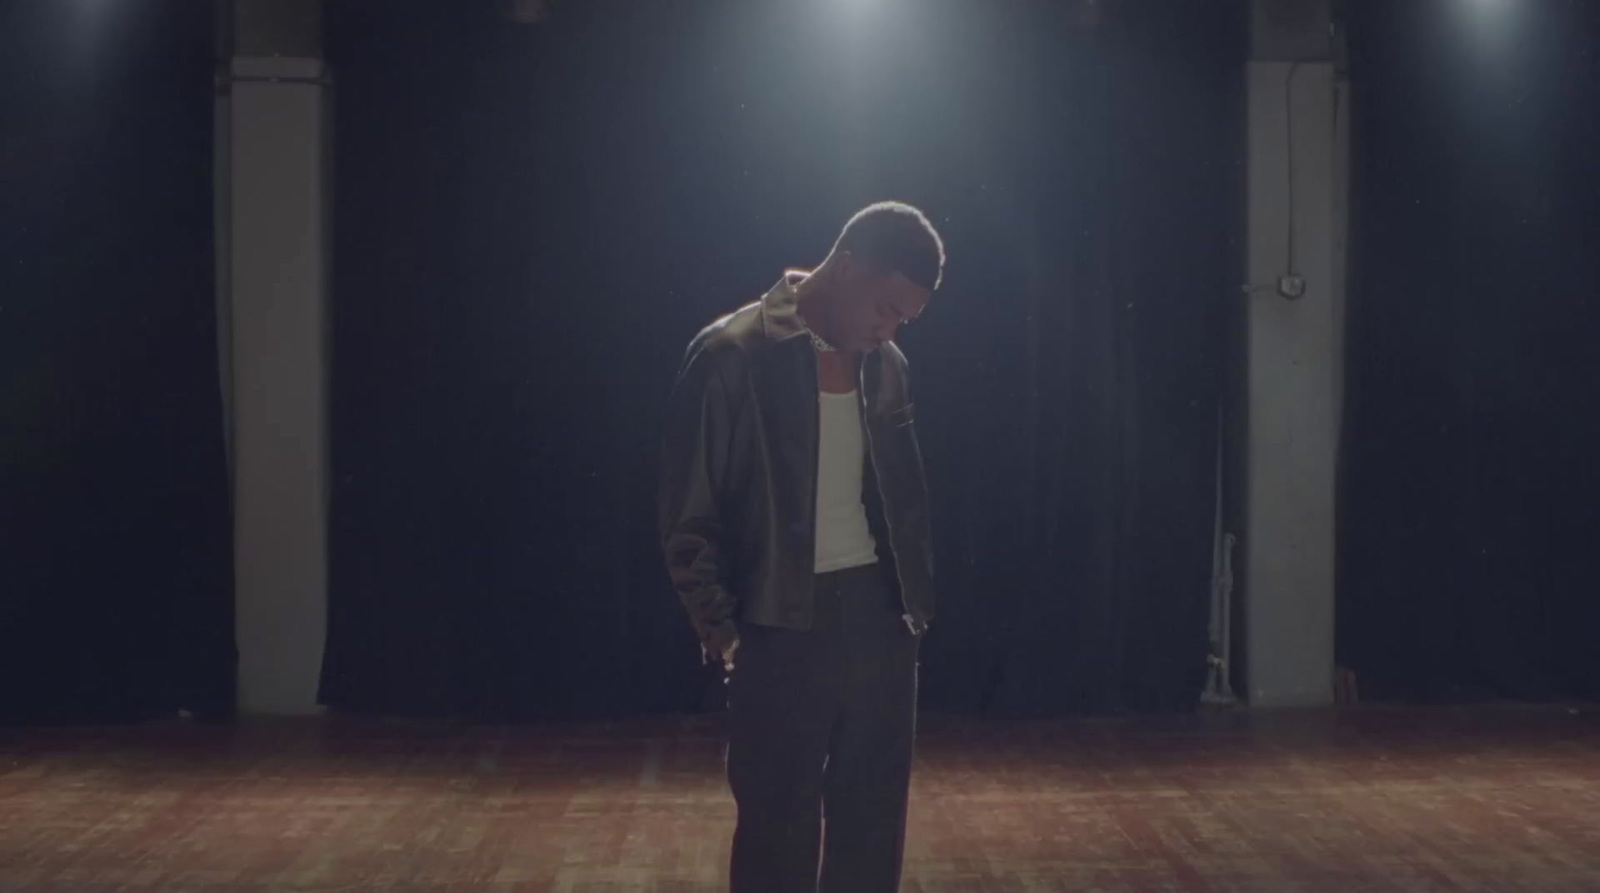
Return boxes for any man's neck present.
[816,348,860,395]
[794,278,840,349]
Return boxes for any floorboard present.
[2,706,1597,891]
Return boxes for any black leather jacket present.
[658,274,935,657]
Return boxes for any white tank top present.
[814,390,880,574]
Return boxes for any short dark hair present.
[832,201,945,291]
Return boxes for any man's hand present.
[701,627,740,673]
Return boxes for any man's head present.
[802,201,945,353]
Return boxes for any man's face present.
[829,254,932,353]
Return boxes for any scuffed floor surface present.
[2,706,1598,892]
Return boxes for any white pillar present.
[1242,0,1347,707]
[218,0,329,714]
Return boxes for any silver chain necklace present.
[796,309,836,353]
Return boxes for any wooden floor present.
[2,706,1598,892]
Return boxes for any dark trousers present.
[726,563,921,893]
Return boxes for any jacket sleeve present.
[658,340,740,658]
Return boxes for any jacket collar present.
[759,270,812,343]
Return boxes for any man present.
[659,201,943,892]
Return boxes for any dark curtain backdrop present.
[0,2,233,722]
[1340,1,1600,702]
[322,0,1244,719]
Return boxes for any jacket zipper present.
[859,356,918,635]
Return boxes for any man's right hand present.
[701,624,740,672]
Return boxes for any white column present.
[219,0,330,714]
[1242,0,1347,707]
